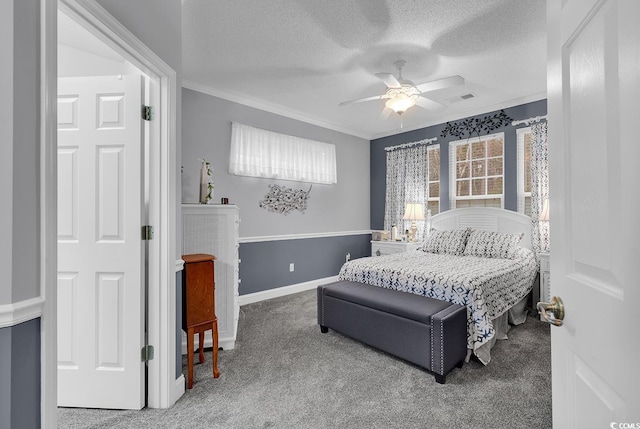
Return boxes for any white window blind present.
[448,132,504,209]
[229,122,337,184]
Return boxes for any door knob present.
[537,296,565,326]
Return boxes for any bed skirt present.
[471,293,530,364]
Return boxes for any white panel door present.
[547,0,640,426]
[57,75,145,410]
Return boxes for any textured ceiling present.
[182,0,547,140]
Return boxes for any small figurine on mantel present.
[199,158,214,204]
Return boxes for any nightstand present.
[371,240,422,256]
[538,252,550,321]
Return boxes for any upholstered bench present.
[317,280,467,384]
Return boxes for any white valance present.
[229,122,337,184]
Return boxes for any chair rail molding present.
[0,297,45,328]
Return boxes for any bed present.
[338,208,538,364]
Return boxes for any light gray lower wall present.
[239,234,371,295]
[0,319,41,429]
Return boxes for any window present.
[384,142,431,241]
[448,133,504,209]
[517,127,533,215]
[229,122,337,184]
[427,145,440,215]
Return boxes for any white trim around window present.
[427,144,440,215]
[516,127,532,214]
[448,132,505,210]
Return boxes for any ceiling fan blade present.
[416,96,446,111]
[416,75,465,94]
[375,72,401,88]
[377,107,392,120]
[339,94,383,106]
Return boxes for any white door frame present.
[41,0,180,426]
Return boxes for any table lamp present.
[403,203,425,242]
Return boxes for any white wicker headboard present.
[430,208,533,250]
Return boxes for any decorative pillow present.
[462,230,524,259]
[421,228,471,256]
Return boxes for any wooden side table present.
[182,253,220,389]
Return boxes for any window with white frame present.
[448,133,504,209]
[427,145,440,215]
[516,127,533,216]
[229,122,337,184]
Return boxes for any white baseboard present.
[181,331,236,354]
[238,275,339,306]
[172,375,185,404]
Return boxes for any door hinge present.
[141,345,155,362]
[142,225,154,240]
[142,105,154,121]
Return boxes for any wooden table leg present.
[212,319,220,378]
[198,330,205,364]
[187,326,195,389]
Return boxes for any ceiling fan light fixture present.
[385,93,417,115]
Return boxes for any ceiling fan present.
[339,60,465,117]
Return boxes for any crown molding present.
[182,80,371,140]
[370,91,547,140]
[182,80,546,142]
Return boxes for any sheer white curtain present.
[384,144,429,241]
[229,122,337,184]
[530,122,550,252]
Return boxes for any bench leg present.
[320,325,328,333]
[456,359,464,369]
[434,374,446,384]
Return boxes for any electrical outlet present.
[289,263,294,272]
[345,253,351,262]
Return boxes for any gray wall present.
[175,271,182,379]
[181,89,371,295]
[370,99,547,229]
[182,89,370,238]
[1,0,40,307]
[1,2,42,426]
[0,319,41,429]
[239,235,371,295]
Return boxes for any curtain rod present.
[384,137,438,152]
[511,115,548,126]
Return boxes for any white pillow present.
[421,228,471,256]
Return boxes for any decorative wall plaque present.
[259,184,312,215]
[440,109,513,140]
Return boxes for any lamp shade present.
[385,94,417,114]
[403,203,425,221]
[539,199,550,221]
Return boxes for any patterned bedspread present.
[338,248,538,358]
